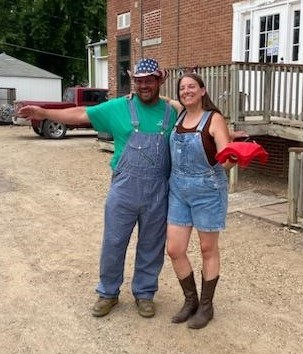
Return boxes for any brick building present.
[107,0,237,96]
[106,0,303,177]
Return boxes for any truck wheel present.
[32,125,44,136]
[42,119,67,139]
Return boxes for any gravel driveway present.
[1,126,302,354]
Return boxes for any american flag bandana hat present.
[128,58,168,80]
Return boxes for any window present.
[117,37,130,97]
[63,88,75,102]
[244,19,251,62]
[82,90,108,104]
[233,1,301,63]
[259,14,280,63]
[292,10,300,61]
[117,12,130,30]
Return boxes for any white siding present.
[95,57,108,89]
[0,77,62,101]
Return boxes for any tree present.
[0,0,107,87]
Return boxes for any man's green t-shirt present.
[86,95,177,170]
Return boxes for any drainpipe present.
[177,0,180,67]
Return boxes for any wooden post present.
[229,63,240,193]
[298,152,303,217]
[287,148,303,225]
[263,65,271,123]
[230,63,239,125]
[229,165,238,194]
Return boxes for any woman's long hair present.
[177,73,222,114]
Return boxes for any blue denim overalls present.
[96,99,172,299]
[168,110,228,231]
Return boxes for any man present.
[19,58,177,318]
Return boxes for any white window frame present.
[232,0,302,64]
[117,12,130,30]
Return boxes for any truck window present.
[83,90,108,104]
[63,89,75,102]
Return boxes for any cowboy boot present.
[188,273,219,329]
[172,272,199,323]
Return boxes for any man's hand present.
[18,105,46,121]
[230,130,249,141]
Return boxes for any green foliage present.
[0,0,107,87]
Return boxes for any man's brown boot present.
[188,274,219,329]
[172,272,199,323]
[92,297,118,317]
[135,299,155,318]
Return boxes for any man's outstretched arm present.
[18,106,89,125]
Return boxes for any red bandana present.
[215,142,269,168]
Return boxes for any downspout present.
[140,0,143,58]
[177,0,180,67]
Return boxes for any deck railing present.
[161,62,303,127]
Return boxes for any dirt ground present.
[1,125,302,354]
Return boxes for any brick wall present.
[143,10,161,41]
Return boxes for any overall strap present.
[161,103,172,133]
[196,111,213,132]
[174,108,187,127]
[128,98,139,131]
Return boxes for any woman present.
[166,73,236,329]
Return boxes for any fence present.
[162,62,303,128]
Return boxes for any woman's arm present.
[160,96,183,114]
[210,112,237,169]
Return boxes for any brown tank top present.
[176,111,217,166]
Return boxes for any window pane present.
[245,36,250,50]
[293,29,299,44]
[259,49,265,63]
[293,46,299,61]
[265,51,272,63]
[246,20,250,35]
[118,61,130,96]
[274,14,280,30]
[260,16,266,32]
[259,33,266,48]
[267,16,273,31]
[119,39,130,57]
[294,10,300,27]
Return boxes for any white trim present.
[117,12,131,30]
[233,0,302,63]
[142,38,162,47]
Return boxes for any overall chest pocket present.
[171,134,195,169]
[128,137,156,167]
